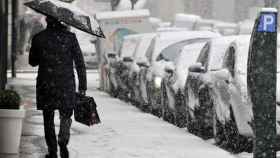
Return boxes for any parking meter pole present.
[247,9,278,158]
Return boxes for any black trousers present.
[43,109,73,154]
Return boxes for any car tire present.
[175,90,187,128]
[147,81,161,117]
[161,83,175,124]
[109,80,118,98]
[213,108,227,147]
[130,88,137,105]
[223,107,253,153]
[185,89,199,134]
[196,88,214,139]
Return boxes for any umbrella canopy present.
[24,0,105,38]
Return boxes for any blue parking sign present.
[257,13,277,32]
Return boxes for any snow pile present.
[151,60,171,78]
[174,13,201,29]
[149,17,162,25]
[156,27,189,32]
[261,7,278,12]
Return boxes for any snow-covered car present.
[160,39,209,127]
[141,31,220,117]
[108,34,142,100]
[197,35,280,153]
[184,36,239,140]
[126,33,157,107]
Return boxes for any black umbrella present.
[24,0,105,38]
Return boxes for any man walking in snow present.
[29,16,87,158]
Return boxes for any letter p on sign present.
[257,12,277,33]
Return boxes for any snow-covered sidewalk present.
[8,72,241,158]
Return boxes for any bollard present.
[247,8,278,158]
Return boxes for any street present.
[5,72,243,158]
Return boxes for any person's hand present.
[79,90,86,96]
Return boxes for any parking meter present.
[247,8,277,158]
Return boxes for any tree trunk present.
[0,0,8,90]
[11,0,18,78]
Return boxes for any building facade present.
[145,0,185,21]
[184,0,267,22]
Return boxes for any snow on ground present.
[5,72,267,158]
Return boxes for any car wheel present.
[186,108,198,134]
[147,81,160,117]
[109,80,118,98]
[175,90,187,128]
[130,88,137,105]
[196,89,214,139]
[161,84,175,124]
[213,108,226,147]
[223,107,253,153]
[185,89,198,134]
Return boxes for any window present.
[223,46,235,77]
[156,38,210,62]
[196,42,210,70]
[145,37,156,63]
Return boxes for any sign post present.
[247,8,278,158]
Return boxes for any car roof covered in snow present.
[156,27,190,32]
[95,9,150,20]
[174,13,201,22]
[151,31,221,62]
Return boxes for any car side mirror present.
[165,68,174,74]
[123,57,133,62]
[107,53,116,58]
[165,66,175,74]
[189,63,205,73]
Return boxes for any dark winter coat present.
[29,24,87,110]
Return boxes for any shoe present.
[60,146,69,158]
[45,153,58,158]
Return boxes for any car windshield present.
[156,38,210,62]
[134,35,156,59]
[145,37,156,63]
[177,42,208,69]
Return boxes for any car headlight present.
[154,77,162,88]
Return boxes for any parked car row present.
[104,29,280,153]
